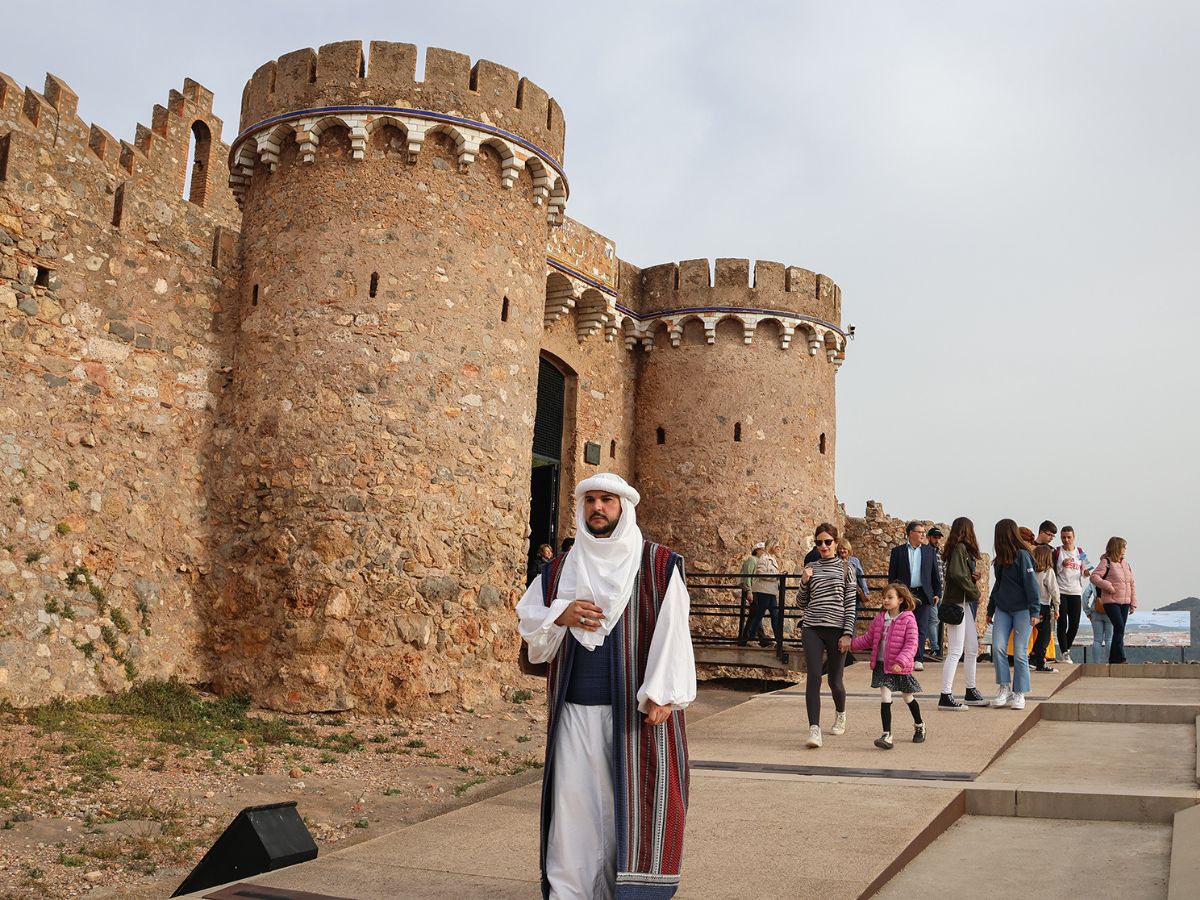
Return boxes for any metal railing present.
[686,571,891,663]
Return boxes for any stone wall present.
[0,40,854,712]
[210,42,564,713]
[0,72,240,703]
[630,259,844,575]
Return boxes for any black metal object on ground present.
[172,801,318,897]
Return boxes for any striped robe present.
[538,541,690,899]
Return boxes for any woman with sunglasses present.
[798,522,858,748]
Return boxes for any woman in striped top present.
[799,522,859,748]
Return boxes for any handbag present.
[519,640,548,678]
[938,600,965,625]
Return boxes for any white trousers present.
[548,703,617,900]
[940,615,979,694]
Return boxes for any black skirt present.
[872,664,921,694]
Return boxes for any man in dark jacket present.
[888,521,944,669]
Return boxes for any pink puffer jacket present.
[1090,557,1137,608]
[850,609,918,674]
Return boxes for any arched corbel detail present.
[524,156,552,205]
[544,272,578,327]
[480,136,523,188]
[575,289,608,341]
[548,178,567,226]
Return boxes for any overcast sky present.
[6,2,1197,608]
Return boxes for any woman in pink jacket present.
[851,583,925,749]
[1090,536,1137,664]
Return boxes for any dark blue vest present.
[565,633,612,705]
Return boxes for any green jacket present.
[740,555,757,591]
[943,543,981,604]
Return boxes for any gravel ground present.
[0,680,550,899]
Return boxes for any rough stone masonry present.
[0,40,850,712]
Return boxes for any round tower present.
[215,41,567,711]
[628,258,847,572]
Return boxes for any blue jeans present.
[1104,603,1130,664]
[991,607,1032,694]
[740,592,778,643]
[1090,611,1113,662]
[914,602,939,660]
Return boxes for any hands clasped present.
[555,599,605,632]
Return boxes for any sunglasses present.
[814,539,835,547]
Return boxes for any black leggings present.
[803,625,847,727]
[1056,594,1082,652]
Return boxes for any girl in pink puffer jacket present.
[851,583,925,749]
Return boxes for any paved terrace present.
[183,663,1199,899]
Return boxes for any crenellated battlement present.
[640,258,842,321]
[0,70,238,229]
[238,41,565,162]
[229,42,567,222]
[625,258,846,363]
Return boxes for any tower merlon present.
[629,257,847,362]
[237,40,565,163]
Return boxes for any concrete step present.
[1169,805,1200,900]
[871,816,1172,899]
[1081,663,1200,679]
[1042,676,1200,723]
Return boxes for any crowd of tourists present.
[738,518,1137,752]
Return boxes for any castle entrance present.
[528,355,571,580]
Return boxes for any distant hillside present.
[1161,597,1200,613]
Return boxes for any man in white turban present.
[517,473,696,900]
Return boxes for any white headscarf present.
[556,473,644,650]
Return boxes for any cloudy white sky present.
[6,2,1197,607]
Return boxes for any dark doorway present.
[528,357,565,580]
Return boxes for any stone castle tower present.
[0,40,847,712]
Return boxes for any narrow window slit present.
[251,284,259,307]
[656,427,666,445]
[501,296,510,322]
[734,422,742,442]
[369,272,379,298]
[112,182,125,228]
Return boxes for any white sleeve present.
[516,575,573,664]
[636,569,697,712]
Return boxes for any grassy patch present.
[510,689,533,704]
[454,775,487,796]
[15,680,313,760]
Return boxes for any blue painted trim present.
[631,305,845,335]
[230,104,567,189]
[546,258,619,298]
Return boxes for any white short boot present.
[991,685,1013,708]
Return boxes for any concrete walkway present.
[181,663,1198,899]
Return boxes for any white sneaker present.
[829,712,847,736]
[1062,651,1073,664]
[806,725,823,748]
[991,686,1012,708]
[914,662,924,671]
[1011,692,1026,710]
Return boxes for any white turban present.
[556,473,644,649]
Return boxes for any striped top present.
[798,556,857,635]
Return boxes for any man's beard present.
[586,515,618,537]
